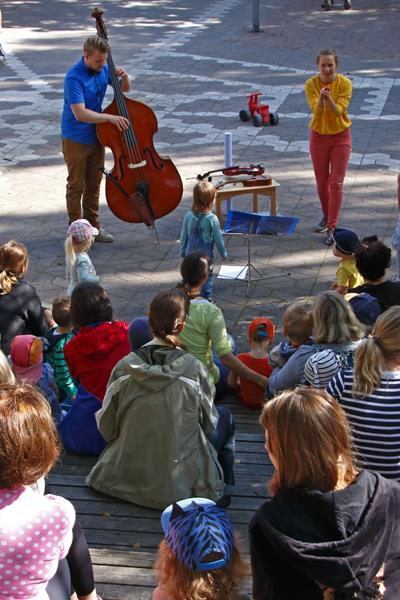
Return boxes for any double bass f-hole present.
[91,7,183,230]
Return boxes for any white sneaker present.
[95,228,114,243]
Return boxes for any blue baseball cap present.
[161,498,234,571]
[332,228,360,255]
[347,293,381,326]
[128,316,152,351]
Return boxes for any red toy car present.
[239,92,279,127]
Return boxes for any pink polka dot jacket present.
[0,486,75,599]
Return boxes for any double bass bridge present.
[128,160,147,170]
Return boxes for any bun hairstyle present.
[178,252,210,298]
[0,240,28,295]
[353,306,400,397]
[260,387,357,496]
[316,48,339,66]
[149,289,190,348]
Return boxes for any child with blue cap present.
[331,227,364,294]
[153,498,249,600]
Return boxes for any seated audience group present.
[1,232,400,599]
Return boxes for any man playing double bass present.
[61,35,130,243]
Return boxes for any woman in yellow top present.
[305,48,352,245]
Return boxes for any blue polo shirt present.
[61,57,110,145]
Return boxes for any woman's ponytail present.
[353,306,400,397]
[148,289,190,349]
[352,337,385,397]
[0,241,28,295]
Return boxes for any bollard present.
[252,0,260,32]
[224,132,233,215]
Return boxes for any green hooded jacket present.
[86,343,224,509]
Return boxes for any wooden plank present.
[95,583,153,600]
[46,396,272,598]
[90,548,155,568]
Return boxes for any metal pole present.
[224,131,233,215]
[252,0,260,32]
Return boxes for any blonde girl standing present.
[65,219,100,295]
[180,181,227,300]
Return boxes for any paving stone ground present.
[1,0,399,349]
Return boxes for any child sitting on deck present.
[228,317,275,409]
[331,228,363,294]
[268,304,318,396]
[10,333,62,424]
[153,498,249,600]
[44,295,77,403]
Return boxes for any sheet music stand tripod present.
[221,210,299,296]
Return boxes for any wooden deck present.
[47,396,273,599]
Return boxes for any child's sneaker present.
[325,229,335,245]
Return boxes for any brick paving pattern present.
[0,0,399,348]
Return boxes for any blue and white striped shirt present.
[327,369,400,481]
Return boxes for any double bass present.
[92,8,183,227]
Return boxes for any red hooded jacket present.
[64,321,130,401]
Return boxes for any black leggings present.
[46,520,95,599]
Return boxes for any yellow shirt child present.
[331,228,364,294]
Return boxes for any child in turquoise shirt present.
[180,181,227,300]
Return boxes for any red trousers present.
[310,128,352,230]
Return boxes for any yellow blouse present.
[305,73,352,135]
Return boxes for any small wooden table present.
[215,179,280,224]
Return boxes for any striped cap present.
[304,349,340,389]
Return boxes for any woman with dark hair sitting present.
[60,282,130,455]
[178,252,268,397]
[350,237,400,310]
[249,387,400,599]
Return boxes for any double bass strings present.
[107,52,146,186]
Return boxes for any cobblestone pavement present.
[0,0,399,348]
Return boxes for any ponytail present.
[64,236,76,267]
[148,289,189,349]
[352,306,400,397]
[352,337,386,397]
[0,270,18,295]
[0,240,28,295]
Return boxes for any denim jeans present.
[207,405,235,485]
[213,334,237,399]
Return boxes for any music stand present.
[220,210,299,296]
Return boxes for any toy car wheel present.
[239,109,251,122]
[269,112,279,126]
[252,114,264,127]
